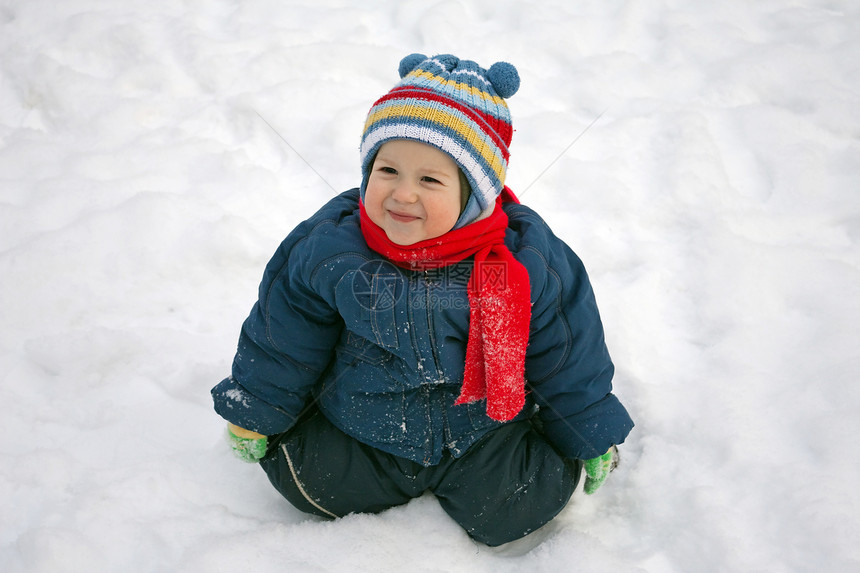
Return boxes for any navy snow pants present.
[259,408,581,546]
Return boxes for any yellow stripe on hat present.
[364,102,507,181]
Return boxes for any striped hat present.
[359,53,520,228]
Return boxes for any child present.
[211,53,634,546]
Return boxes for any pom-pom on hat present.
[360,53,520,228]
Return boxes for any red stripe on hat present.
[384,87,513,149]
[374,87,512,154]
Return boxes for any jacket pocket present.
[338,263,404,350]
[464,400,504,433]
[324,342,410,445]
[336,330,391,365]
[366,269,403,349]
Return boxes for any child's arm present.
[212,197,355,440]
[513,209,634,461]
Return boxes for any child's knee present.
[260,409,423,518]
[444,460,579,545]
[433,423,581,545]
[258,413,343,519]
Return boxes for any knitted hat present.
[359,53,520,228]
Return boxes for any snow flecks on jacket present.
[223,386,251,409]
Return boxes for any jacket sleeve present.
[517,217,634,460]
[211,217,344,436]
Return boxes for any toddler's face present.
[364,139,463,245]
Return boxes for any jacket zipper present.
[423,269,451,456]
[423,270,443,376]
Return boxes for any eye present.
[378,166,397,175]
[421,176,441,184]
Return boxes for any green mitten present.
[227,426,268,463]
[583,446,619,495]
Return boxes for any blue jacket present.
[212,189,633,465]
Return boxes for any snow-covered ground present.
[2,0,859,571]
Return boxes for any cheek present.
[425,191,462,231]
[363,180,386,225]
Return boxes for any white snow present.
[2,0,859,571]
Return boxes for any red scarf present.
[359,190,531,421]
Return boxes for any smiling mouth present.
[388,210,421,223]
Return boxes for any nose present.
[390,179,418,203]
